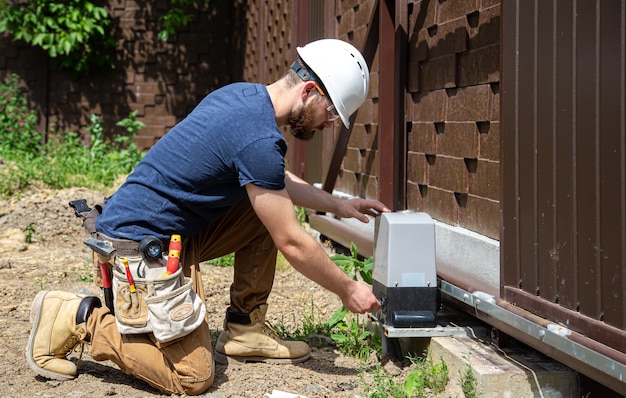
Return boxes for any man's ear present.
[300,81,317,102]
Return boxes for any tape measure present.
[138,236,164,260]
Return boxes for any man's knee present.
[182,371,215,396]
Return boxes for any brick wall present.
[406,0,500,239]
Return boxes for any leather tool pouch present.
[112,258,206,343]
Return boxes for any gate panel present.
[501,0,626,351]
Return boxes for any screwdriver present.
[122,257,136,293]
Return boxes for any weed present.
[37,276,47,291]
[460,355,481,398]
[270,300,333,343]
[358,353,449,398]
[330,315,380,361]
[0,74,146,197]
[75,261,94,283]
[295,206,307,226]
[359,364,405,397]
[0,74,42,157]
[24,222,36,244]
[403,353,449,397]
[330,241,373,284]
[327,242,380,359]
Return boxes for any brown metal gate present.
[501,0,626,390]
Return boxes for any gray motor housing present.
[372,212,439,328]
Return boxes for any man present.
[26,39,389,395]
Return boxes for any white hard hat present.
[296,39,370,129]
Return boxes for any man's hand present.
[334,198,391,223]
[246,183,382,315]
[340,280,381,314]
[284,171,391,221]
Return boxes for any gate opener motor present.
[372,212,439,328]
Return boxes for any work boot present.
[214,305,310,365]
[26,290,101,381]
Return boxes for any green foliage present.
[330,241,373,284]
[75,261,94,283]
[32,113,144,191]
[460,356,481,398]
[0,0,115,74]
[24,222,36,244]
[359,365,405,398]
[294,206,307,226]
[403,354,449,397]
[111,111,145,171]
[330,316,380,361]
[0,74,44,196]
[0,74,42,156]
[157,0,210,41]
[359,354,449,398]
[327,243,381,360]
[0,0,211,75]
[0,75,145,198]
[205,231,291,271]
[207,253,235,267]
[269,300,333,343]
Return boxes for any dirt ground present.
[0,186,441,398]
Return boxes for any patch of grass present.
[359,364,406,398]
[331,314,381,361]
[74,261,94,283]
[403,352,449,397]
[204,242,292,272]
[275,251,291,272]
[270,300,333,343]
[359,353,449,398]
[0,74,145,198]
[207,253,235,268]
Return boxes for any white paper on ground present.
[264,390,308,398]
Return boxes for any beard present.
[289,99,320,141]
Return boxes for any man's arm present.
[284,170,390,223]
[246,183,380,314]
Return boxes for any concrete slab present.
[429,336,579,398]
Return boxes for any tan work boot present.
[26,290,101,381]
[214,305,311,365]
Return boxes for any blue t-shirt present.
[95,83,287,241]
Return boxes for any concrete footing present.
[428,336,579,398]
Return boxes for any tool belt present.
[112,256,206,343]
[70,198,206,343]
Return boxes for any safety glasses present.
[314,84,340,122]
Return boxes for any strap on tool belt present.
[69,198,142,257]
[69,198,107,236]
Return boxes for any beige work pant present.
[86,197,278,395]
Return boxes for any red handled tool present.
[161,234,181,277]
[122,257,136,293]
[83,238,116,315]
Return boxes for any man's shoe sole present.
[214,350,310,365]
[25,290,75,381]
